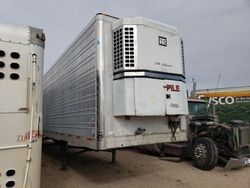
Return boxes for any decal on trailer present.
[163,84,180,92]
[17,130,43,142]
[158,36,167,47]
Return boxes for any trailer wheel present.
[192,137,218,170]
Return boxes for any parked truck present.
[149,99,250,170]
[0,24,45,188]
[43,13,188,165]
[187,99,250,170]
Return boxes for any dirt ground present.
[41,145,250,188]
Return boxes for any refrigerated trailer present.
[43,14,188,154]
[0,24,45,188]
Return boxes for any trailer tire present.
[192,137,218,171]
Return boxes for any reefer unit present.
[0,24,45,188]
[43,13,188,150]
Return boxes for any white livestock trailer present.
[43,13,188,163]
[0,24,45,188]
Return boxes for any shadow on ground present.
[41,143,163,185]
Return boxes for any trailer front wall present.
[97,16,188,149]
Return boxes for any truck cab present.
[188,98,216,123]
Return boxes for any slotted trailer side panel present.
[43,19,98,149]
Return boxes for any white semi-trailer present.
[0,24,45,188]
[43,13,188,159]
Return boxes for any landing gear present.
[59,141,68,171]
[56,140,117,170]
[192,137,218,170]
[112,149,116,163]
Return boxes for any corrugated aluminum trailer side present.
[0,24,45,188]
[44,13,188,151]
[44,15,103,149]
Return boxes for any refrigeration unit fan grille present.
[113,26,135,72]
[113,28,123,71]
[181,39,185,76]
[124,27,135,68]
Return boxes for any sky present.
[0,0,249,90]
